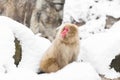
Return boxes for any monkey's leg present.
[40,58,60,73]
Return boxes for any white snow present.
[0,62,101,80]
[0,16,51,73]
[63,0,94,22]
[0,16,102,80]
[78,20,120,79]
[63,0,120,39]
[0,23,16,74]
[2,68,40,80]
[63,1,120,78]
[79,17,106,39]
[0,0,120,79]
[38,62,101,80]
[63,0,120,23]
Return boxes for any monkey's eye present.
[62,27,69,34]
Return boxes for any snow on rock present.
[0,16,51,73]
[2,68,40,80]
[18,35,51,73]
[0,62,101,80]
[78,20,120,79]
[63,0,94,22]
[108,20,120,32]
[63,0,120,40]
[63,0,120,23]
[38,62,101,80]
[101,0,120,18]
[79,17,106,39]
[0,23,16,73]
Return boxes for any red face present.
[61,27,69,38]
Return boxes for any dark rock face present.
[110,54,120,72]
[13,38,22,66]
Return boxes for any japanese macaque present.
[39,23,80,73]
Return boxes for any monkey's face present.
[61,27,69,38]
[60,24,79,42]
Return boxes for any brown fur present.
[40,23,80,73]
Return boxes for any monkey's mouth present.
[61,32,66,38]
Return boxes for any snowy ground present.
[78,21,120,78]
[64,0,120,79]
[0,0,120,80]
[63,0,120,39]
[0,16,101,80]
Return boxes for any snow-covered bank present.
[0,16,101,80]
[0,62,101,80]
[78,17,106,39]
[63,0,120,78]
[2,68,40,80]
[63,0,120,39]
[38,62,101,80]
[0,16,51,73]
[78,20,120,79]
[0,0,120,79]
[63,0,120,23]
[0,23,16,74]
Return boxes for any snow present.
[79,16,106,39]
[56,62,101,80]
[2,68,40,80]
[0,0,120,79]
[0,16,51,73]
[0,16,100,80]
[63,0,120,39]
[18,35,51,73]
[38,62,101,80]
[63,0,94,22]
[0,62,101,80]
[78,20,120,78]
[63,0,120,23]
[63,0,120,79]
[0,23,16,74]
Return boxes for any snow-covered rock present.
[78,20,120,79]
[39,62,101,80]
[63,0,120,23]
[63,0,94,22]
[2,68,40,80]
[0,16,51,73]
[79,17,106,39]
[1,0,120,79]
[0,62,101,80]
[0,22,16,73]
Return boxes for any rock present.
[0,0,64,41]
[0,0,36,27]
[30,0,64,41]
[105,16,120,29]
